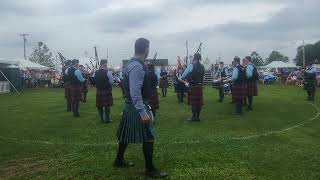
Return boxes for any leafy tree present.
[265,51,289,64]
[250,51,264,66]
[29,42,54,68]
[295,40,320,66]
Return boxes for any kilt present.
[246,81,258,96]
[117,101,156,144]
[64,84,71,100]
[232,84,247,99]
[70,84,82,102]
[96,89,113,107]
[149,92,159,111]
[159,79,169,88]
[187,85,203,106]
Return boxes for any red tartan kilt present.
[149,92,159,110]
[96,89,113,107]
[232,84,247,99]
[70,84,82,101]
[188,85,204,106]
[64,84,71,99]
[159,79,169,88]
[247,81,258,96]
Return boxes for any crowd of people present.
[58,37,319,179]
[20,69,59,88]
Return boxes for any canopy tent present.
[262,61,298,69]
[15,59,49,70]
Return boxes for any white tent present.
[262,61,297,69]
[15,59,49,70]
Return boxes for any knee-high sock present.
[162,88,165,97]
[143,142,155,171]
[196,106,202,118]
[192,106,197,118]
[248,96,253,108]
[164,88,167,97]
[83,92,87,101]
[67,99,71,110]
[97,107,104,122]
[236,99,242,114]
[219,87,224,101]
[105,107,110,121]
[74,101,80,115]
[116,143,128,161]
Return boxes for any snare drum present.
[223,83,231,94]
[212,79,221,89]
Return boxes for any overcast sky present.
[0,0,319,66]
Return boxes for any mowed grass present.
[0,85,320,179]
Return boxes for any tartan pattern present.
[149,92,159,111]
[232,84,247,99]
[96,89,113,107]
[247,81,258,96]
[187,85,204,106]
[117,102,155,143]
[64,84,71,100]
[70,84,82,102]
[159,79,169,88]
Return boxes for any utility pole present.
[20,33,29,60]
[107,48,109,60]
[186,40,188,65]
[303,40,306,68]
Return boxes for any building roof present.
[122,59,168,66]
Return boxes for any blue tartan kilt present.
[116,102,156,144]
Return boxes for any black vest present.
[160,71,168,79]
[95,69,111,91]
[68,67,81,85]
[191,61,205,85]
[124,58,151,101]
[234,65,246,85]
[221,67,228,78]
[305,67,316,81]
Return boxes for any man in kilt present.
[175,66,186,103]
[159,66,169,97]
[231,57,247,115]
[147,62,160,117]
[68,59,85,117]
[80,65,89,103]
[304,63,317,101]
[114,38,168,179]
[95,60,114,123]
[63,60,72,111]
[245,56,259,111]
[217,61,230,103]
[179,53,205,121]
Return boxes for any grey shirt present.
[125,58,148,118]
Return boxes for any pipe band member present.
[175,67,186,103]
[68,59,85,117]
[218,61,230,103]
[304,63,317,101]
[179,53,205,121]
[147,62,160,117]
[63,60,72,111]
[231,56,247,115]
[245,56,259,111]
[114,38,168,179]
[159,65,169,97]
[95,59,114,123]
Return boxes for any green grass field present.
[1,85,320,179]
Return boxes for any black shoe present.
[83,100,87,103]
[113,159,135,168]
[73,113,80,117]
[230,101,235,104]
[145,169,168,179]
[246,107,253,111]
[218,99,223,103]
[66,108,71,112]
[104,120,113,124]
[187,117,198,122]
